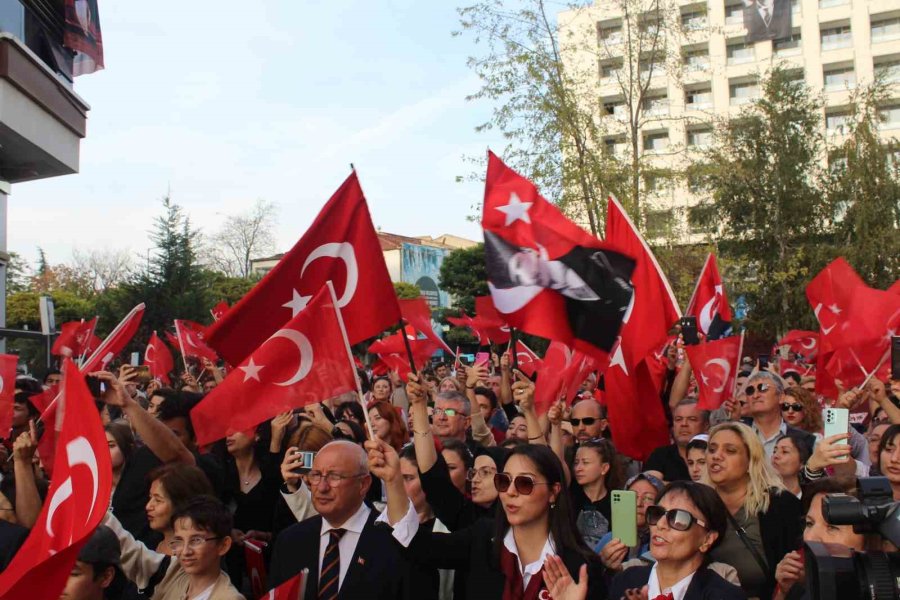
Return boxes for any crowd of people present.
[1,344,899,600]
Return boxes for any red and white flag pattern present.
[173,320,218,363]
[51,318,100,358]
[0,354,17,438]
[145,331,175,385]
[684,335,743,410]
[685,253,732,339]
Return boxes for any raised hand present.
[807,432,851,471]
[12,420,39,463]
[544,555,587,600]
[364,438,400,483]
[406,373,428,407]
[280,447,304,492]
[511,370,535,412]
[775,550,804,596]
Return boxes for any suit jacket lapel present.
[338,511,378,595]
[683,567,710,600]
[304,517,324,598]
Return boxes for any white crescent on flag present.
[270,329,314,387]
[704,358,731,393]
[301,242,359,308]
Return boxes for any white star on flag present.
[608,339,629,376]
[829,304,842,314]
[240,358,264,382]
[283,289,312,317]
[495,192,533,226]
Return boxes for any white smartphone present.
[823,407,850,460]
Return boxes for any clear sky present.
[10,0,510,266]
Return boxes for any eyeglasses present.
[645,505,707,531]
[466,466,497,481]
[306,471,367,487]
[168,536,222,552]
[433,407,464,418]
[493,472,552,495]
[570,417,598,427]
[745,383,771,396]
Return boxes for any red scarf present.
[499,544,546,600]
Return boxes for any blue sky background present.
[11,0,518,266]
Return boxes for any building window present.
[821,25,852,50]
[871,16,900,43]
[685,86,713,109]
[874,58,900,83]
[681,10,707,30]
[643,132,670,152]
[687,128,713,148]
[642,94,669,116]
[683,47,710,71]
[819,0,847,7]
[730,81,759,105]
[603,100,627,119]
[823,65,856,90]
[639,57,665,76]
[604,137,628,157]
[688,204,716,234]
[727,41,755,65]
[826,110,851,133]
[599,24,623,45]
[646,209,675,238]
[774,31,802,55]
[0,1,25,39]
[724,1,744,25]
[880,104,900,129]
[600,60,622,82]
[791,0,800,15]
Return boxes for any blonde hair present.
[707,422,785,515]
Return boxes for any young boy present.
[59,525,122,600]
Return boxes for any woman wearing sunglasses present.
[705,422,802,600]
[779,387,821,434]
[601,481,745,600]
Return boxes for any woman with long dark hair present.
[570,437,622,548]
[368,440,606,598]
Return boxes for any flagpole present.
[686,253,712,315]
[82,303,145,372]
[509,327,519,372]
[731,330,746,400]
[173,320,192,377]
[857,346,891,391]
[398,319,418,377]
[329,281,376,440]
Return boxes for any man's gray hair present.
[436,390,471,416]
[747,370,785,395]
[675,397,710,424]
[322,439,369,474]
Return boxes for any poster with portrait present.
[742,0,792,43]
[63,0,104,75]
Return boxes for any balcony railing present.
[1,0,73,82]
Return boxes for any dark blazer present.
[268,510,406,600]
[0,520,28,571]
[643,444,690,482]
[402,516,607,599]
[758,489,803,595]
[420,452,494,531]
[743,0,791,42]
[610,564,747,600]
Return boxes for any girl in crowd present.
[368,401,409,451]
[877,424,900,500]
[507,414,529,442]
[779,387,822,434]
[333,400,365,427]
[371,441,607,598]
[771,433,812,498]
[595,472,665,573]
[570,437,623,548]
[440,439,474,496]
[867,420,891,475]
[685,436,708,483]
[439,377,463,393]
[705,422,802,600]
[144,464,215,555]
[106,421,136,487]
[607,481,746,600]
[370,376,393,403]
[331,418,367,445]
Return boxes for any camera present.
[805,477,900,600]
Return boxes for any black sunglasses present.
[493,472,552,496]
[645,505,707,531]
[570,417,598,427]
[745,383,771,396]
[781,402,803,412]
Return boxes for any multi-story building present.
[0,0,93,348]
[559,0,900,241]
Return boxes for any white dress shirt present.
[318,502,372,591]
[502,529,557,589]
[647,563,695,600]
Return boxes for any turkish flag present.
[561,351,602,405]
[777,330,819,360]
[207,173,401,366]
[888,280,900,295]
[0,355,16,438]
[368,332,441,379]
[81,304,145,372]
[685,254,732,340]
[684,335,742,410]
[173,320,218,362]
[51,318,100,357]
[191,286,358,446]
[145,331,175,385]
[0,359,112,599]
[470,296,512,345]
[605,196,681,370]
[399,298,453,355]
[244,540,269,599]
[265,570,306,600]
[604,359,670,462]
[534,341,574,410]
[211,301,230,322]
[482,152,635,360]
[507,340,541,377]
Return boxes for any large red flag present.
[777,330,819,360]
[399,298,453,355]
[533,341,573,411]
[191,286,358,446]
[51,318,100,357]
[482,152,635,360]
[145,331,175,385]
[0,355,16,438]
[685,254,732,339]
[81,304,145,372]
[604,360,670,462]
[368,332,441,379]
[207,173,401,366]
[173,320,218,363]
[471,296,512,345]
[684,335,743,410]
[0,359,112,599]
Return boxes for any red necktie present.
[653,594,674,600]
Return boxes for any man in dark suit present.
[743,0,792,43]
[268,440,406,599]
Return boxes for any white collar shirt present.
[647,563,695,600]
[318,502,372,591]
[501,529,556,589]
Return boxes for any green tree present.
[6,251,31,293]
[393,282,422,300]
[691,67,833,336]
[824,82,900,288]
[438,244,487,314]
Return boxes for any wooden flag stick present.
[329,281,376,440]
[398,319,418,377]
[856,347,891,391]
[510,328,519,372]
[173,320,192,377]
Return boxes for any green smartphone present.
[611,489,638,547]
[823,407,850,460]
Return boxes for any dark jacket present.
[610,564,747,600]
[743,0,791,43]
[401,516,607,599]
[419,452,494,532]
[643,444,690,482]
[268,510,407,600]
[758,489,804,597]
[0,520,28,571]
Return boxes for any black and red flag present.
[63,0,104,76]
[481,152,635,360]
[685,253,732,340]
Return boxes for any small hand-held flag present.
[685,253,732,340]
[684,334,743,410]
[145,331,175,385]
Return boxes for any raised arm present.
[514,371,547,446]
[668,353,692,411]
[407,374,438,473]
[12,421,42,528]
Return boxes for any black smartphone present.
[758,354,770,371]
[681,316,700,345]
[891,336,900,380]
